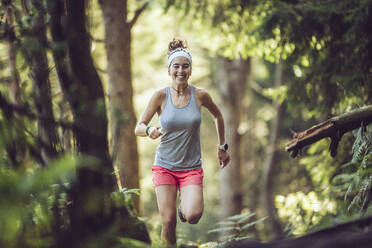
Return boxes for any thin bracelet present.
[145,126,151,136]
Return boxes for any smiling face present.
[168,56,192,85]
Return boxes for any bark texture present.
[5,5,25,167]
[285,105,372,158]
[261,59,284,239]
[242,61,260,238]
[216,57,251,221]
[63,1,115,244]
[6,6,20,106]
[49,0,150,244]
[26,0,58,164]
[99,0,147,211]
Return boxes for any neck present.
[171,83,189,95]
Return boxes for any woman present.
[134,38,230,246]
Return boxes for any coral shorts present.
[152,166,204,188]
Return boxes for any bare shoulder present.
[194,86,212,105]
[151,88,166,103]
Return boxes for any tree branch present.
[129,2,148,28]
[285,105,372,158]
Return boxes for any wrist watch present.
[218,143,229,151]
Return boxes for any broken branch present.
[285,105,372,158]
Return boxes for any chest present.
[160,93,201,132]
[170,94,190,108]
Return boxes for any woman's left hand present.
[218,150,230,169]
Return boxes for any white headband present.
[167,49,192,68]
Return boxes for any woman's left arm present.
[199,89,230,168]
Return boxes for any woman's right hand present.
[148,126,163,139]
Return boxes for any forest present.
[0,0,371,247]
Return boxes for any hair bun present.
[168,38,188,54]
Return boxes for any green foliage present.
[257,0,372,112]
[283,122,372,236]
[275,191,337,236]
[118,237,151,248]
[161,0,260,58]
[0,154,77,248]
[111,187,141,216]
[164,0,372,112]
[332,124,372,213]
[208,212,267,245]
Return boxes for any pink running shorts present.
[152,166,204,188]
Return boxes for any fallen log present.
[226,215,372,248]
[285,105,372,158]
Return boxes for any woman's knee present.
[184,210,203,224]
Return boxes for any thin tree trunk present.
[48,0,76,157]
[25,0,58,164]
[6,6,20,106]
[58,99,73,152]
[99,0,147,212]
[5,5,24,167]
[262,59,284,239]
[242,59,260,239]
[216,57,251,238]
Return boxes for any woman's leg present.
[155,185,178,245]
[179,185,204,224]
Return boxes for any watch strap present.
[218,143,228,151]
[145,126,151,136]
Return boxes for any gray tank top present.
[154,85,202,171]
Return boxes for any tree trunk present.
[5,5,24,167]
[216,56,251,231]
[242,58,260,238]
[58,98,73,152]
[25,0,58,165]
[99,0,146,212]
[63,0,117,244]
[49,0,150,244]
[262,59,284,239]
[6,6,20,107]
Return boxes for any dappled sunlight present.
[276,191,337,235]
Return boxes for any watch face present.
[224,143,228,151]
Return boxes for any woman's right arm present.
[134,90,164,139]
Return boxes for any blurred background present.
[0,0,371,247]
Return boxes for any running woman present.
[135,38,230,246]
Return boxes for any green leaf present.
[234,236,251,241]
[226,213,252,221]
[208,226,239,234]
[344,184,354,201]
[237,213,255,224]
[121,188,141,196]
[241,216,268,230]
[218,221,236,226]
